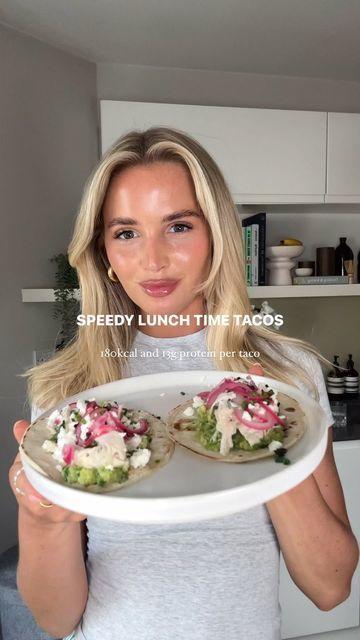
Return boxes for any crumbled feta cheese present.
[193,395,204,408]
[126,435,142,451]
[80,422,89,441]
[42,440,57,453]
[76,400,87,416]
[130,448,151,469]
[268,440,283,452]
[57,426,77,449]
[47,409,63,429]
[255,406,267,417]
[183,406,194,417]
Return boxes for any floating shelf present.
[21,289,80,302]
[22,285,360,302]
[249,284,360,298]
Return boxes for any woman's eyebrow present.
[106,210,201,228]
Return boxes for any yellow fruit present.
[280,238,303,246]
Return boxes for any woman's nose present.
[141,237,169,271]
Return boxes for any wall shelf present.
[21,289,80,302]
[249,284,360,298]
[22,285,360,303]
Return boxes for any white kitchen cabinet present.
[326,113,360,203]
[279,440,360,639]
[100,100,327,204]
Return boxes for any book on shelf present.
[251,224,259,285]
[242,212,266,286]
[293,275,349,285]
[242,225,252,285]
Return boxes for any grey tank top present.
[74,328,333,640]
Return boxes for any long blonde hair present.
[23,127,328,411]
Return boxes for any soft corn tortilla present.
[166,391,306,463]
[21,409,174,493]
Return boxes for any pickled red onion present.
[201,378,256,408]
[233,408,274,431]
[62,444,74,464]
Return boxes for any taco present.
[166,376,305,463]
[21,398,174,492]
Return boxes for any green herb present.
[274,448,291,465]
[49,424,62,442]
[51,253,80,350]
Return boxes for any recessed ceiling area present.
[0,0,360,82]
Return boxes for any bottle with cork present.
[335,237,353,279]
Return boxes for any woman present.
[9,127,358,640]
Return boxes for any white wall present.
[0,23,98,554]
[97,63,360,112]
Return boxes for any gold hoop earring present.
[107,266,118,282]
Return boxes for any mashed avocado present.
[62,464,129,487]
[194,405,284,452]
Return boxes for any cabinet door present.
[326,113,360,203]
[100,101,326,204]
[279,441,360,639]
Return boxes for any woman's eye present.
[169,223,192,233]
[113,229,137,240]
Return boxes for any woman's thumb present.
[248,363,264,376]
[13,420,30,444]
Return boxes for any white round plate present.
[20,370,329,524]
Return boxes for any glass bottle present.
[327,355,345,396]
[344,354,359,395]
[334,237,353,276]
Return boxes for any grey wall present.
[97,63,360,112]
[0,23,98,554]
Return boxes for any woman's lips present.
[139,280,179,297]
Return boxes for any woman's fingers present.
[248,363,264,376]
[10,420,86,523]
[13,419,30,444]
[9,459,86,522]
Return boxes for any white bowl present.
[266,245,304,259]
[295,267,313,276]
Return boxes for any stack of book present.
[242,212,266,286]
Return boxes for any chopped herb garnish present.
[274,447,291,465]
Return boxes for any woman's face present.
[102,161,212,334]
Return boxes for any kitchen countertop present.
[333,424,360,442]
[329,393,360,442]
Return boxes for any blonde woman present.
[9,128,358,640]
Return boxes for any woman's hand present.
[247,363,264,376]
[9,420,86,524]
